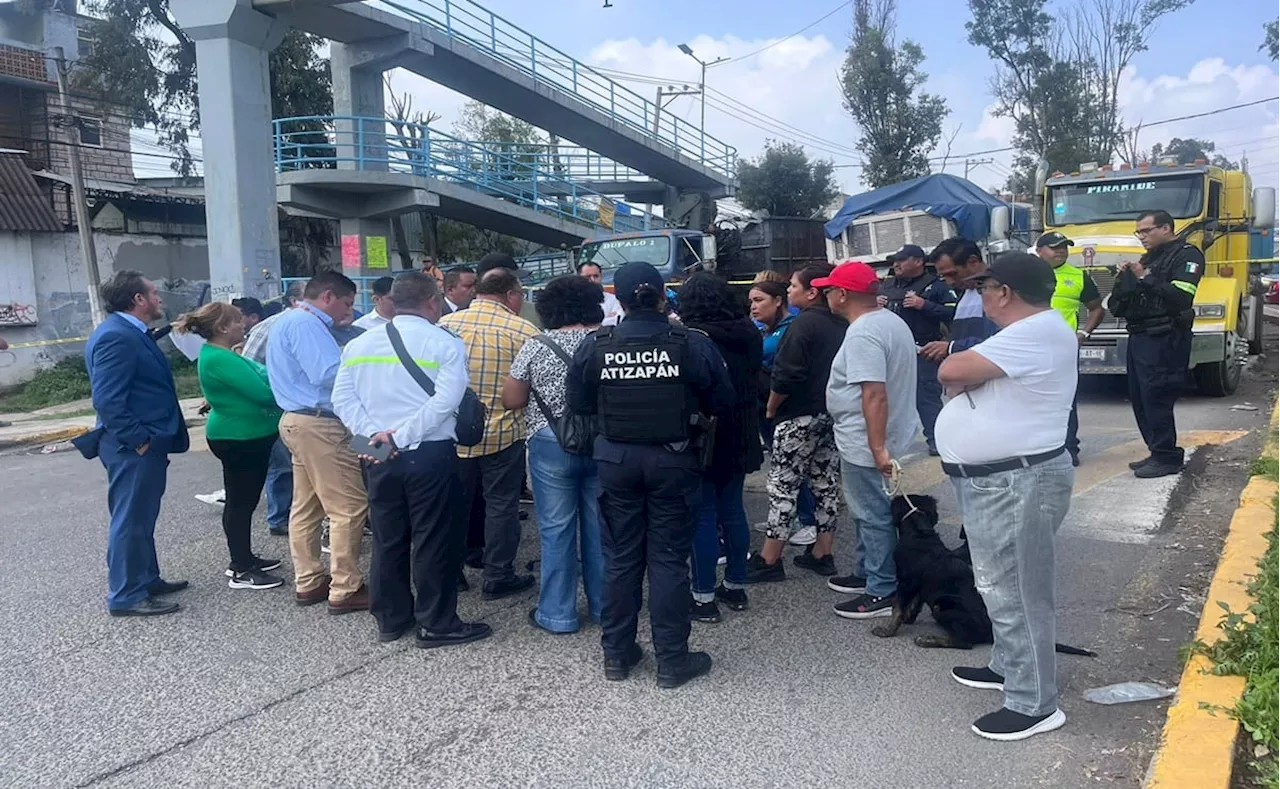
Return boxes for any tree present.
[78,0,332,176]
[966,0,1190,191]
[736,141,840,218]
[839,0,948,188]
[1265,19,1278,61]
[1149,138,1238,170]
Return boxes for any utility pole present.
[649,84,699,229]
[963,157,994,179]
[53,47,103,327]
[677,44,727,133]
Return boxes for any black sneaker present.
[743,553,785,584]
[465,549,484,570]
[827,573,867,594]
[482,574,535,601]
[268,525,288,537]
[604,643,644,681]
[691,600,722,623]
[656,651,712,689]
[1128,456,1153,470]
[971,708,1066,741]
[224,556,282,577]
[714,585,748,611]
[228,569,284,590]
[793,546,836,576]
[1070,453,1081,467]
[1134,462,1183,479]
[834,593,894,619]
[951,666,1006,690]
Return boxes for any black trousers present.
[1126,329,1191,466]
[207,433,277,572]
[366,441,465,634]
[457,441,526,584]
[596,440,701,670]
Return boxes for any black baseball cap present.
[1036,232,1074,249]
[893,244,926,261]
[476,252,529,280]
[965,252,1057,303]
[612,261,666,309]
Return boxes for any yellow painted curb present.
[0,425,89,450]
[1145,404,1279,789]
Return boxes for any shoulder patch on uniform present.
[1186,261,1200,275]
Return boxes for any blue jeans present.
[839,461,896,598]
[691,474,749,601]
[265,437,292,530]
[954,452,1074,716]
[528,428,604,633]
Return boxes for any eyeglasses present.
[978,282,1006,294]
[1133,226,1157,238]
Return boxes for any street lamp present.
[677,43,728,134]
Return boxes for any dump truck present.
[1043,159,1276,396]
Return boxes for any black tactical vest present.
[594,325,693,443]
[1126,242,1196,333]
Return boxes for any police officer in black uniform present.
[1109,209,1204,479]
[876,244,956,455]
[567,261,734,689]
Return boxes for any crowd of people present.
[77,209,1203,742]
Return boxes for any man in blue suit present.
[83,270,190,617]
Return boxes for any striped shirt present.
[948,289,1000,354]
[439,297,540,457]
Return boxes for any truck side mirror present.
[989,206,1010,239]
[1252,187,1276,230]
[701,235,718,272]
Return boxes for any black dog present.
[871,494,1097,658]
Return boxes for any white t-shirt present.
[601,291,623,327]
[934,309,1078,465]
[353,311,391,331]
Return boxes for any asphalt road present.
[1,347,1275,789]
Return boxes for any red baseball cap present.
[811,260,879,294]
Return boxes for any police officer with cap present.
[877,244,957,455]
[1109,210,1203,479]
[1036,231,1104,466]
[567,261,734,689]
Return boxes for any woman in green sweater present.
[173,303,285,591]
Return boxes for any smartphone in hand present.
[351,434,394,463]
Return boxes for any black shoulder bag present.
[385,321,487,447]
[526,334,597,455]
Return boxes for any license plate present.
[1079,348,1107,360]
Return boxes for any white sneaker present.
[788,525,817,546]
[195,489,226,507]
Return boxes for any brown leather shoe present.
[295,576,331,607]
[328,584,370,616]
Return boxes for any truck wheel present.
[1194,358,1241,397]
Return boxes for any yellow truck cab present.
[1043,160,1276,396]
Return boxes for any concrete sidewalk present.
[0,397,206,451]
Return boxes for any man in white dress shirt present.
[332,271,492,649]
[353,277,395,331]
[577,261,624,325]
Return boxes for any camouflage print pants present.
[765,413,842,541]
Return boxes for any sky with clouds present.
[136,0,1280,202]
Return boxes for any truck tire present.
[1247,294,1265,355]
[1193,358,1241,397]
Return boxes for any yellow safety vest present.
[1051,263,1086,330]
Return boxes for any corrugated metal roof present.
[0,153,62,232]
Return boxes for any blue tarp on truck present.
[824,173,1029,242]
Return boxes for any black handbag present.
[385,321,487,447]
[527,334,597,456]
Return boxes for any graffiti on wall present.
[0,302,37,326]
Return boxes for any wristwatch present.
[1077,329,1091,339]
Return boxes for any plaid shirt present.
[241,310,287,364]
[439,298,540,457]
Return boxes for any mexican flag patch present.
[1186,261,1200,275]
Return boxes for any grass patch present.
[0,354,201,413]
[1250,456,1279,482]
[1194,480,1279,788]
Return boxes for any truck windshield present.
[578,236,670,273]
[1047,174,1204,225]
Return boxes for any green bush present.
[0,353,202,412]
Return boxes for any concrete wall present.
[0,231,211,389]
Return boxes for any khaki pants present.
[278,412,367,600]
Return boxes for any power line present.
[722,0,852,65]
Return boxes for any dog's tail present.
[1054,642,1098,657]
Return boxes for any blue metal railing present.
[369,0,736,180]
[464,141,653,183]
[274,116,665,235]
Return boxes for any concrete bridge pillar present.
[171,0,286,303]
[332,43,395,278]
